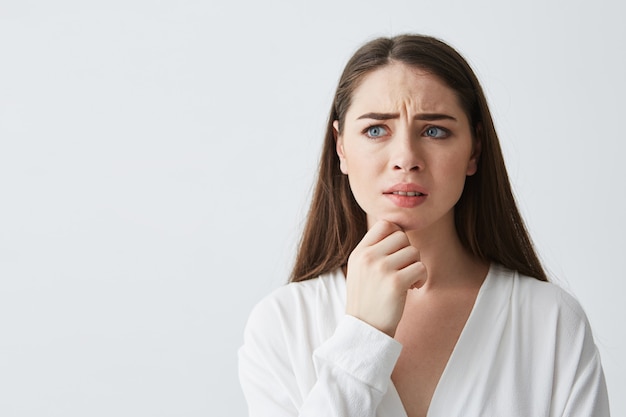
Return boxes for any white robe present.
[238,264,610,416]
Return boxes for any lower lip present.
[384,193,427,208]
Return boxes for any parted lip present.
[383,183,428,195]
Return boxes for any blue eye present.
[365,125,388,138]
[424,126,449,139]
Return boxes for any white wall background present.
[1,0,624,415]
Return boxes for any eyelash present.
[362,125,389,139]
[361,124,451,139]
[423,125,450,139]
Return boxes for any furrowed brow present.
[355,112,457,122]
[414,113,457,122]
[356,112,400,120]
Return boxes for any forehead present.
[347,63,463,116]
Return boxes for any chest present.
[391,294,477,417]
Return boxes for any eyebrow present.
[356,112,457,122]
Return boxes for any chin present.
[394,220,427,232]
[369,212,427,232]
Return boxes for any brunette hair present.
[290,34,547,283]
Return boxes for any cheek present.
[434,153,474,191]
[343,152,383,206]
[343,144,382,179]
[345,163,374,195]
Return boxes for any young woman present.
[238,34,610,417]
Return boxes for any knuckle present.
[381,220,400,232]
[405,245,419,256]
[360,249,375,264]
[391,230,407,242]
[379,219,392,228]
[379,256,392,270]
[389,272,405,291]
[393,228,407,237]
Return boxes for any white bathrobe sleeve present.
[238,295,402,417]
[561,349,610,417]
[554,291,611,417]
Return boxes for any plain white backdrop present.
[1,0,624,415]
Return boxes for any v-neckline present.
[387,263,496,417]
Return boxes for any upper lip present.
[383,183,428,195]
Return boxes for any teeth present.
[392,191,423,196]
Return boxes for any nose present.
[391,129,422,172]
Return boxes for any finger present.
[357,220,402,248]
[384,245,420,271]
[397,262,428,290]
[362,230,410,259]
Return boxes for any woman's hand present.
[345,220,427,337]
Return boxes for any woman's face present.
[334,63,479,234]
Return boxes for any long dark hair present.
[290,34,547,283]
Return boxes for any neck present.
[404,217,489,290]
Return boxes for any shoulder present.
[492,265,594,341]
[514,269,588,321]
[243,269,346,345]
[246,270,345,321]
[503,269,609,414]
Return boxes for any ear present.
[333,120,348,175]
[466,124,482,176]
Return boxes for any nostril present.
[392,154,422,170]
[393,164,420,171]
